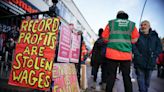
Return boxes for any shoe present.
[131,78,136,82]
[99,82,103,85]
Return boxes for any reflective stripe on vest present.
[109,39,131,43]
[110,30,131,35]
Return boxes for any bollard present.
[80,64,88,90]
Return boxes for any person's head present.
[140,20,151,34]
[77,31,83,35]
[116,10,129,19]
[98,28,103,37]
[52,0,58,4]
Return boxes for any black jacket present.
[91,37,106,66]
[132,29,162,70]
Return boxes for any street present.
[85,65,164,92]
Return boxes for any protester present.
[156,50,164,78]
[90,28,107,89]
[81,41,88,64]
[75,31,83,86]
[132,20,162,92]
[102,10,139,92]
[156,38,164,78]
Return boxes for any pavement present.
[84,65,164,92]
[0,64,164,92]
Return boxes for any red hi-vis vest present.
[81,43,87,62]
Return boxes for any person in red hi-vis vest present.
[81,41,88,64]
[102,11,139,92]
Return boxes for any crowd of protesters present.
[90,11,163,92]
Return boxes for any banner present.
[8,18,60,90]
[57,21,71,62]
[52,63,80,92]
[70,32,81,63]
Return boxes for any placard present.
[52,63,80,92]
[8,18,60,90]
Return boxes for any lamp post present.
[139,0,148,26]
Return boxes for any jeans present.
[135,68,152,92]
[105,59,132,92]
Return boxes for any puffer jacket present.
[132,29,162,70]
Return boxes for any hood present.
[139,28,158,36]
